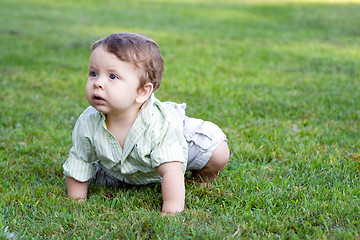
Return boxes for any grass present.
[0,0,359,238]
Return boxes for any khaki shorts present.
[184,116,227,171]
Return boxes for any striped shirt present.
[63,94,188,185]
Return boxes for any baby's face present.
[85,46,142,117]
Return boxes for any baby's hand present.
[162,211,177,217]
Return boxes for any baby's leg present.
[191,141,229,183]
[184,117,229,184]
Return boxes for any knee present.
[207,141,230,172]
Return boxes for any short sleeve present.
[150,121,188,172]
[63,115,97,182]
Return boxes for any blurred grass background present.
[0,0,359,238]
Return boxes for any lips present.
[93,94,106,104]
[94,95,105,101]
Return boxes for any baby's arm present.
[157,162,185,214]
[66,177,89,201]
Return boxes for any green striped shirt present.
[63,94,188,185]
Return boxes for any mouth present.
[94,95,105,100]
[93,94,106,103]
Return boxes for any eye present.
[109,74,118,80]
[90,71,98,77]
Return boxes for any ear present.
[136,82,153,104]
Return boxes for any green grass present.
[1,0,360,238]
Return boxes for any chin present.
[90,104,107,114]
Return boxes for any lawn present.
[1,0,359,238]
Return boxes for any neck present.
[105,107,140,128]
[104,107,141,149]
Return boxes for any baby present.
[63,33,229,213]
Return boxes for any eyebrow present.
[88,65,117,72]
[107,68,119,73]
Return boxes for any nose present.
[94,76,105,89]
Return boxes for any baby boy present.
[63,33,229,213]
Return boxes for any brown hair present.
[91,33,164,92]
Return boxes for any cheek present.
[85,78,93,89]
[85,82,92,96]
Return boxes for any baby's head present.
[91,33,164,92]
